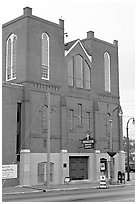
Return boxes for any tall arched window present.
[76,55,83,88]
[104,52,111,92]
[6,34,17,81]
[84,61,90,89]
[68,57,74,86]
[42,33,49,80]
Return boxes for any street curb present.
[2,182,133,195]
[2,190,42,195]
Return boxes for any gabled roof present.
[65,39,78,51]
[65,39,92,62]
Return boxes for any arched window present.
[6,34,17,81]
[42,33,49,80]
[75,55,83,88]
[104,52,111,92]
[84,61,90,89]
[68,57,74,86]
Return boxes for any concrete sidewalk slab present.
[2,180,135,195]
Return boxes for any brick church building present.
[2,7,125,187]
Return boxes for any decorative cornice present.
[2,81,23,90]
[97,93,119,102]
[3,81,23,87]
[32,82,60,92]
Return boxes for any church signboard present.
[81,134,95,149]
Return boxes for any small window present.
[78,104,82,125]
[63,163,67,168]
[42,33,49,80]
[6,34,17,81]
[43,140,47,148]
[70,109,74,129]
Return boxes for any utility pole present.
[46,92,50,189]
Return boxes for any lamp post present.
[107,106,123,184]
[126,117,135,181]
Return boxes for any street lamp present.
[126,117,135,181]
[107,106,123,184]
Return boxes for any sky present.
[1,0,135,138]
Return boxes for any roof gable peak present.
[65,39,92,62]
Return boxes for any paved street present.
[74,186,135,202]
[3,182,135,202]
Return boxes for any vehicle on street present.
[125,162,135,172]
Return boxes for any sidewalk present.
[2,179,135,195]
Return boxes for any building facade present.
[2,7,125,187]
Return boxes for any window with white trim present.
[84,61,91,89]
[68,57,74,86]
[42,33,49,80]
[6,34,17,81]
[104,52,111,92]
[76,55,83,88]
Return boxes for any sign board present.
[82,140,94,144]
[2,164,17,179]
[64,177,71,184]
[81,135,94,149]
[100,163,105,171]
[83,143,93,149]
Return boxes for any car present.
[125,162,135,172]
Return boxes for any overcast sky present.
[1,0,135,138]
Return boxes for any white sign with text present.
[2,164,17,179]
